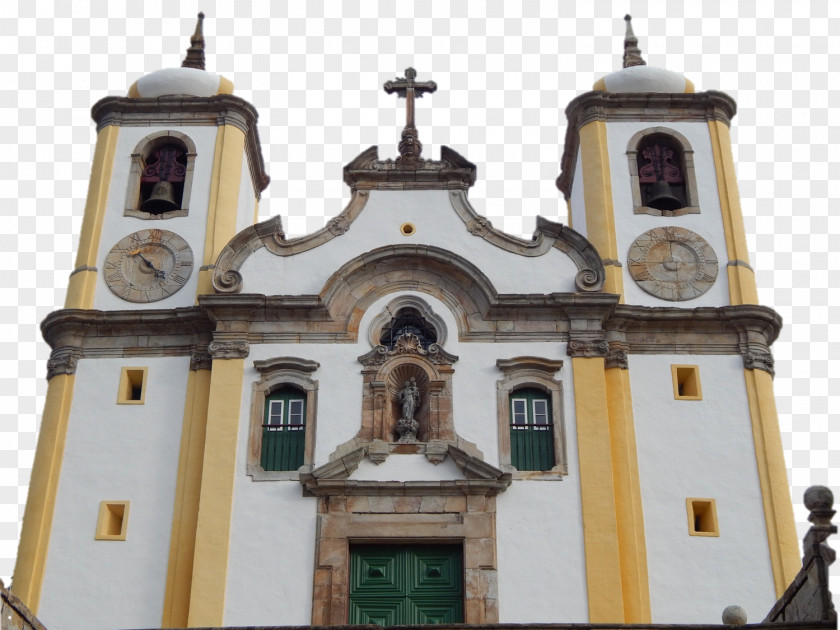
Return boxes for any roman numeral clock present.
[104,229,194,303]
[626,226,718,301]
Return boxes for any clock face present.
[627,227,718,301]
[104,229,194,303]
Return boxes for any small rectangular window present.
[671,365,702,400]
[117,367,148,404]
[95,501,130,540]
[687,498,719,536]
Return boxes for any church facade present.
[12,15,799,630]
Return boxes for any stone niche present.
[356,332,459,447]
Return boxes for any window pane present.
[268,400,284,425]
[289,399,305,426]
[511,399,527,426]
[533,399,549,427]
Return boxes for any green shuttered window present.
[261,388,306,471]
[509,388,555,471]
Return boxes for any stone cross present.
[383,68,437,165]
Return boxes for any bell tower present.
[556,15,799,619]
[12,13,269,625]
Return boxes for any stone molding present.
[449,191,605,292]
[366,295,449,349]
[39,302,783,365]
[91,94,270,196]
[212,192,370,293]
[358,339,459,368]
[556,90,737,199]
[46,347,83,380]
[605,344,629,370]
[567,339,610,358]
[742,349,775,377]
[342,145,477,191]
[207,339,249,360]
[189,347,212,371]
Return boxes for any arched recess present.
[319,245,499,340]
[124,130,198,220]
[626,126,700,217]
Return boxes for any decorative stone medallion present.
[104,229,194,302]
[627,227,718,301]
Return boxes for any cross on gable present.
[383,68,437,166]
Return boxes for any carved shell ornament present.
[627,227,718,301]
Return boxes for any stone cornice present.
[556,90,738,199]
[37,302,782,376]
[91,94,270,195]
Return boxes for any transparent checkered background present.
[1,0,837,595]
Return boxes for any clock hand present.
[135,252,166,279]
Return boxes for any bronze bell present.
[140,181,179,214]
[646,180,683,211]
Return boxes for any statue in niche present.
[396,377,421,443]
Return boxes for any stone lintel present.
[343,145,477,192]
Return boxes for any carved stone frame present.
[247,357,319,481]
[123,130,197,220]
[627,126,700,217]
[496,357,567,479]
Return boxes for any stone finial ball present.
[804,485,834,512]
[722,605,748,625]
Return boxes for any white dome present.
[596,64,694,94]
[128,67,233,98]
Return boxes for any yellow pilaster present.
[198,125,246,297]
[579,120,623,299]
[11,374,75,613]
[743,368,800,596]
[186,358,245,627]
[605,367,651,622]
[162,367,212,628]
[65,125,120,309]
[572,356,625,622]
[708,120,759,306]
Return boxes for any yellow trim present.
[605,367,651,622]
[187,359,245,627]
[162,368,211,627]
[743,368,800,596]
[253,198,260,225]
[592,77,607,91]
[11,374,75,613]
[565,198,573,228]
[572,357,624,622]
[684,78,695,93]
[708,120,758,305]
[127,81,140,98]
[117,367,148,405]
[95,501,130,540]
[198,125,246,296]
[579,120,623,299]
[686,497,719,537]
[65,125,120,309]
[671,364,702,400]
[218,76,235,94]
[400,222,416,236]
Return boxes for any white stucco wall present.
[38,357,188,630]
[606,121,732,308]
[222,290,586,624]
[237,190,581,297]
[629,354,776,622]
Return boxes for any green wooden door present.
[349,545,463,625]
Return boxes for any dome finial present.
[622,15,646,69]
[182,12,206,71]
